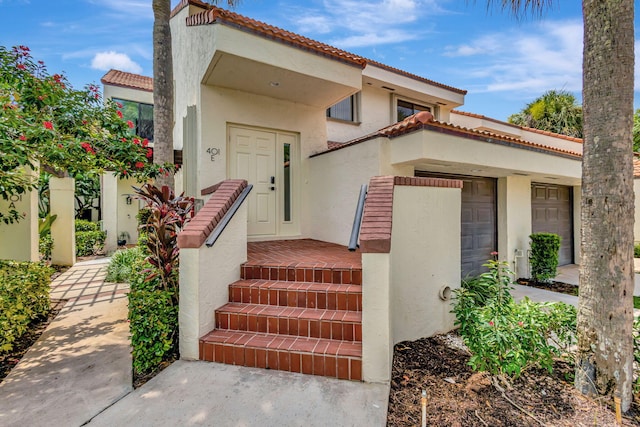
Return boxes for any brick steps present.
[200,240,362,381]
[200,330,362,380]
[215,302,362,341]
[241,264,361,285]
[229,279,361,310]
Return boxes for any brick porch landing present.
[200,239,363,380]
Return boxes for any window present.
[327,94,359,122]
[283,143,291,222]
[397,99,432,122]
[113,98,154,141]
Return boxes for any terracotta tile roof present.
[185,7,367,68]
[100,69,153,92]
[314,111,582,160]
[173,3,465,92]
[452,110,583,143]
[327,141,343,150]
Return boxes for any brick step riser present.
[199,342,362,381]
[229,285,362,311]
[215,311,362,342]
[241,265,362,285]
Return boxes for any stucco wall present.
[0,167,38,262]
[103,85,153,105]
[497,176,532,278]
[308,140,382,245]
[179,202,247,360]
[389,185,461,343]
[391,130,582,181]
[326,86,392,143]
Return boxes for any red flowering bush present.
[0,45,174,224]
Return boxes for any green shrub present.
[634,243,640,258]
[127,185,194,377]
[127,255,176,375]
[76,230,106,256]
[453,258,576,378]
[634,317,640,393]
[106,247,145,283]
[39,234,54,261]
[75,219,99,232]
[128,288,178,375]
[529,233,561,283]
[0,261,53,353]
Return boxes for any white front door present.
[229,126,277,236]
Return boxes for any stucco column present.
[497,176,532,278]
[102,173,118,253]
[573,185,582,263]
[50,176,76,266]
[361,253,392,383]
[0,168,38,262]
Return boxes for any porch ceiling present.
[203,51,360,108]
[390,129,582,186]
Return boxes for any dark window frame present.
[326,94,359,123]
[112,98,154,141]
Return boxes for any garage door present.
[416,172,497,278]
[531,183,573,265]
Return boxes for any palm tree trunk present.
[575,0,635,412]
[152,0,174,190]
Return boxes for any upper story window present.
[327,94,360,123]
[113,98,154,141]
[397,99,433,122]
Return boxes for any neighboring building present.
[100,69,154,251]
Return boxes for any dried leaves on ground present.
[387,334,640,426]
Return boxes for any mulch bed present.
[517,278,578,296]
[0,298,66,382]
[387,334,640,426]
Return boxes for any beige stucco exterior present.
[50,177,76,266]
[101,81,154,253]
[0,167,38,262]
[362,184,461,383]
[179,202,247,360]
[101,174,144,253]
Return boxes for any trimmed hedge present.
[529,233,561,283]
[126,254,179,375]
[0,261,52,353]
[75,219,99,232]
[75,218,105,256]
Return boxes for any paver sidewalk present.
[0,259,132,427]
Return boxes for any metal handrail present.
[348,184,368,251]
[205,184,253,248]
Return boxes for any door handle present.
[270,176,275,191]
[270,176,275,184]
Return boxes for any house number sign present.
[206,147,220,162]
[7,194,22,209]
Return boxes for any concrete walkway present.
[0,258,131,427]
[0,258,388,427]
[88,361,388,427]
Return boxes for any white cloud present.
[443,20,584,95]
[289,0,444,48]
[91,51,142,74]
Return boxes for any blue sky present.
[0,0,637,121]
